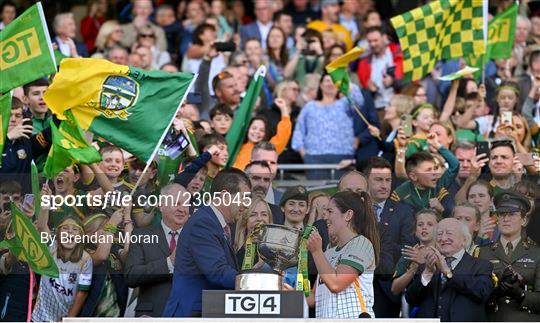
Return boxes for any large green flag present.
[0,203,59,277]
[467,3,518,73]
[43,110,102,178]
[0,2,56,93]
[226,66,266,168]
[0,93,11,165]
[43,58,196,163]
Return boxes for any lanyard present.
[414,186,431,208]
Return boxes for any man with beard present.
[244,160,284,224]
[364,157,415,318]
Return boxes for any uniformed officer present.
[478,191,540,321]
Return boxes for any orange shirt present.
[233,116,292,170]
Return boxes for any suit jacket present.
[406,252,494,321]
[124,224,172,317]
[239,22,262,48]
[269,203,284,225]
[162,206,238,317]
[377,199,416,276]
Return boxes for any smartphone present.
[213,41,236,52]
[476,141,490,158]
[164,130,190,159]
[516,153,535,166]
[386,66,396,78]
[501,111,513,125]
[22,194,34,210]
[400,114,413,137]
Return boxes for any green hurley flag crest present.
[0,203,59,277]
[43,58,196,164]
[0,2,56,93]
[226,66,266,167]
[44,110,102,178]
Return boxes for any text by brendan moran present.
[41,231,159,245]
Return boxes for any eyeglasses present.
[140,34,155,38]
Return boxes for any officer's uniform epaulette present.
[437,187,449,200]
[524,237,537,247]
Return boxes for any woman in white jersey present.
[306,191,380,318]
[32,216,93,322]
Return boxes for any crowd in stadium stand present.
[0,0,540,321]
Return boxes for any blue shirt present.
[292,85,364,155]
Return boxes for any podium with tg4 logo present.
[202,290,304,318]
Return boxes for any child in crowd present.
[32,217,93,321]
[233,98,291,170]
[197,133,229,192]
[391,209,439,295]
[405,104,437,157]
[391,151,455,217]
[209,103,234,136]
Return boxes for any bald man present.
[406,218,494,321]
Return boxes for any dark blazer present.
[406,252,494,321]
[269,203,284,225]
[239,22,262,49]
[124,224,173,317]
[377,199,416,276]
[162,206,238,317]
[373,199,416,318]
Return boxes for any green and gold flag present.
[43,58,195,163]
[0,2,56,93]
[0,203,59,277]
[467,3,518,74]
[43,110,102,178]
[391,0,485,82]
[326,47,364,96]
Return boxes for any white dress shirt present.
[162,220,181,273]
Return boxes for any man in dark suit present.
[163,169,252,317]
[364,157,416,318]
[239,0,274,49]
[406,218,494,321]
[125,183,190,317]
[244,160,284,224]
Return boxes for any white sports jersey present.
[315,235,375,318]
[31,245,93,322]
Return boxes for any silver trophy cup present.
[235,224,302,290]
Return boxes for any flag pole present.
[129,74,198,196]
[481,0,489,84]
[346,96,382,141]
[26,269,34,322]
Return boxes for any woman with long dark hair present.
[306,191,380,318]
